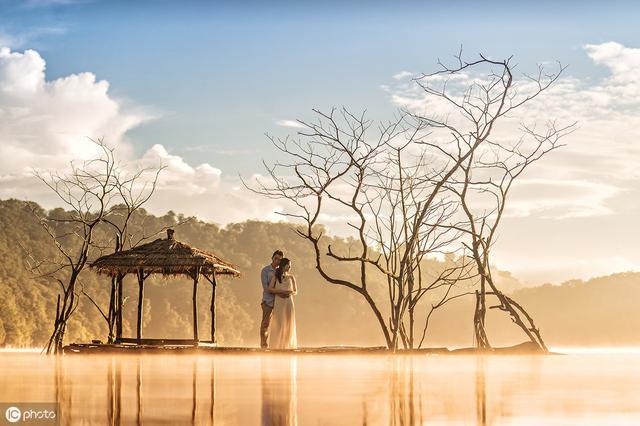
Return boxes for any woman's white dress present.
[268,276,297,349]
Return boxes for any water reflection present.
[261,356,298,426]
[103,356,217,424]
[54,355,73,426]
[388,357,422,425]
[137,358,143,425]
[1,351,639,424]
[475,356,486,426]
[209,357,216,423]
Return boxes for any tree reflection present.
[476,356,487,426]
[54,356,73,426]
[388,357,423,425]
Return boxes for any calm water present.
[1,350,639,425]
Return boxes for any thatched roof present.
[90,229,240,277]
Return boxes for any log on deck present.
[115,337,210,346]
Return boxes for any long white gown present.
[268,276,297,350]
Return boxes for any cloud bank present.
[386,42,640,221]
[3,42,640,283]
[0,47,279,225]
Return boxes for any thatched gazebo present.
[90,228,240,346]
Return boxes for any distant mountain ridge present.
[0,198,637,348]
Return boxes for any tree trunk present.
[474,290,491,350]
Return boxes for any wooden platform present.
[62,341,553,355]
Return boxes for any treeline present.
[0,198,638,348]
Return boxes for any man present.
[260,250,291,348]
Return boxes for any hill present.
[0,198,638,349]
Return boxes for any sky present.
[1,0,640,284]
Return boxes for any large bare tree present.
[249,50,573,351]
[248,109,477,349]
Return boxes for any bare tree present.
[412,50,576,351]
[25,139,168,353]
[444,121,574,351]
[250,50,573,351]
[81,163,165,343]
[361,136,477,348]
[27,140,119,354]
[247,109,476,349]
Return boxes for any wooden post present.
[108,235,120,343]
[210,272,217,343]
[137,269,145,340]
[109,275,116,342]
[116,273,124,340]
[193,267,200,341]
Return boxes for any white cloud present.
[505,179,623,219]
[275,119,305,129]
[138,146,283,224]
[584,42,640,85]
[392,71,413,80]
[183,145,260,156]
[387,43,640,220]
[0,27,66,49]
[0,47,146,178]
[0,46,282,225]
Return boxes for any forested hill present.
[0,198,638,349]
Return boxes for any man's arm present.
[267,273,292,295]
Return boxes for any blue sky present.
[2,0,637,171]
[2,0,640,283]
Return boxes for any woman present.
[267,258,297,350]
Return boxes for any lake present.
[1,349,639,425]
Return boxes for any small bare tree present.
[26,139,166,353]
[27,140,119,354]
[80,164,165,343]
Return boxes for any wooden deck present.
[62,342,392,355]
[62,341,552,355]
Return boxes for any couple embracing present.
[260,250,298,350]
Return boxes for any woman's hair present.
[275,258,290,283]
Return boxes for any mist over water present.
[1,350,639,425]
